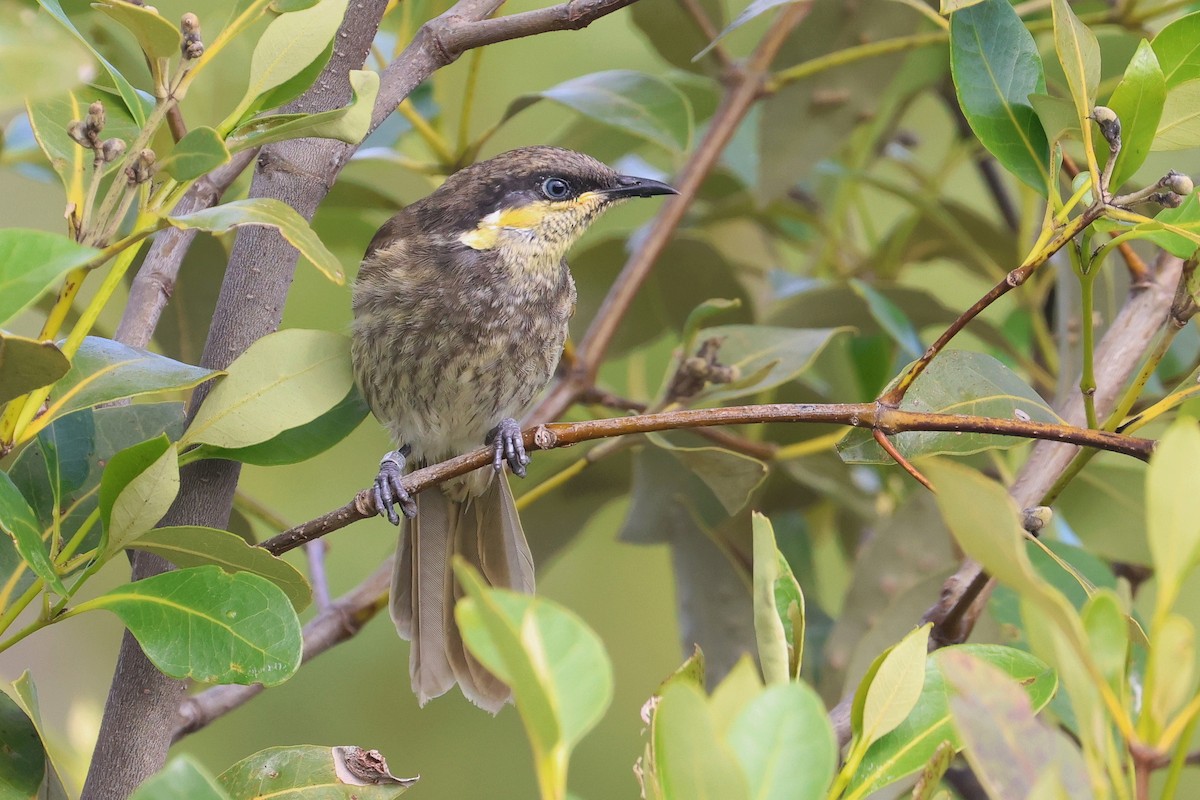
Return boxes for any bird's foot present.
[487,418,529,478]
[374,446,416,525]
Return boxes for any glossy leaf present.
[93,1,181,60]
[1050,0,1100,122]
[187,386,368,467]
[690,325,849,403]
[849,279,922,359]
[1147,614,1195,729]
[1146,419,1200,608]
[98,436,179,558]
[181,329,354,450]
[950,0,1050,195]
[241,0,348,111]
[1081,590,1128,691]
[838,350,1059,463]
[129,757,231,800]
[0,4,92,111]
[1030,93,1081,144]
[752,513,789,685]
[0,673,69,800]
[33,337,214,438]
[133,526,311,611]
[3,403,184,606]
[0,229,99,325]
[727,683,834,800]
[227,70,380,151]
[1123,193,1200,258]
[848,644,1057,797]
[630,0,725,73]
[942,651,1091,799]
[218,745,416,798]
[168,199,344,283]
[505,70,692,153]
[0,332,68,405]
[1106,40,1165,186]
[646,434,766,517]
[0,471,66,596]
[160,127,231,181]
[653,683,750,800]
[456,562,612,750]
[0,683,44,797]
[36,0,147,124]
[1154,79,1200,150]
[1151,11,1200,88]
[74,565,302,686]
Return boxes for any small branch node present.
[533,425,558,450]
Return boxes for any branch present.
[370,0,641,134]
[113,149,258,348]
[526,0,816,423]
[259,404,1154,557]
[173,560,391,741]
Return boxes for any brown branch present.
[677,0,734,71]
[173,560,392,741]
[259,403,1154,557]
[526,0,815,424]
[873,429,934,491]
[113,148,257,348]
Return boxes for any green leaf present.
[181,329,354,450]
[726,683,835,800]
[74,566,302,686]
[848,644,1057,798]
[1146,419,1200,609]
[689,325,849,404]
[941,650,1091,799]
[696,0,794,60]
[0,471,66,596]
[1105,41,1166,186]
[36,0,148,125]
[218,746,416,798]
[1147,614,1195,728]
[227,69,380,151]
[168,199,344,283]
[188,386,368,467]
[1151,10,1200,88]
[752,512,790,685]
[838,350,1059,463]
[1050,0,1100,123]
[93,1,181,60]
[653,683,750,800]
[240,0,348,112]
[3,403,185,606]
[1,673,71,799]
[1122,193,1200,258]
[950,0,1050,195]
[0,229,100,325]
[98,435,179,558]
[1030,93,1081,144]
[0,332,69,405]
[34,337,214,437]
[0,3,92,112]
[0,687,45,798]
[456,562,612,740]
[160,126,231,181]
[1154,78,1200,151]
[858,624,931,748]
[849,279,923,359]
[129,757,231,800]
[1081,589,1128,690]
[630,0,726,73]
[505,70,693,153]
[646,434,767,516]
[133,526,311,611]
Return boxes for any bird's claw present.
[488,418,530,478]
[374,448,416,525]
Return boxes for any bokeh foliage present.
[2,0,1200,797]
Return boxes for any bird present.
[350,146,676,710]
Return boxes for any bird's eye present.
[541,177,571,200]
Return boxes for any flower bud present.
[125,148,156,184]
[1164,170,1194,197]
[1091,105,1121,151]
[67,120,90,147]
[86,101,105,136]
[100,138,126,164]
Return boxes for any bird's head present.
[413,146,676,267]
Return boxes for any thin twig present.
[258,403,1154,557]
[872,429,934,491]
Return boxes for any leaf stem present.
[770,31,948,90]
[398,98,455,167]
[0,581,43,639]
[457,47,484,156]
[1072,244,1100,428]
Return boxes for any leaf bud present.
[1153,192,1184,208]
[66,120,90,147]
[125,148,157,184]
[86,101,105,136]
[1164,170,1194,197]
[100,138,126,164]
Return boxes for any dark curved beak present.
[601,174,678,200]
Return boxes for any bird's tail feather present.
[390,474,535,711]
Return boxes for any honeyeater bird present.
[350,146,676,710]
